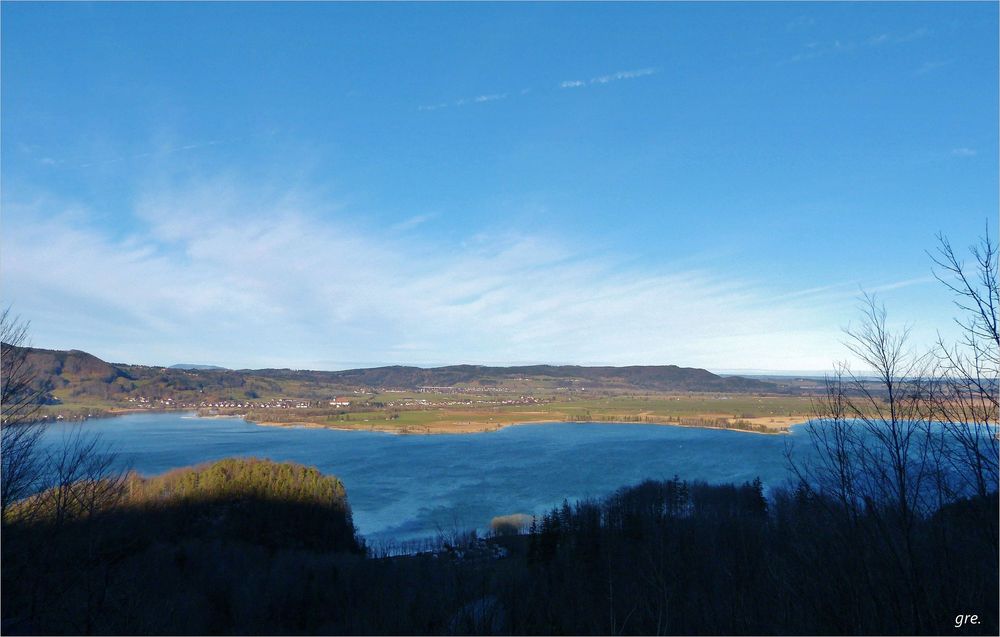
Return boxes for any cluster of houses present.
[126,396,176,406]
[125,397,338,410]
[382,395,540,408]
[415,386,515,394]
[119,389,541,413]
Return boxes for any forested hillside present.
[12,344,785,408]
[2,465,995,635]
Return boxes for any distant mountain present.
[236,362,779,393]
[4,344,786,406]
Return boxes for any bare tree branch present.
[2,308,45,516]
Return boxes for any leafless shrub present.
[3,308,127,521]
[1,308,45,516]
[926,231,999,501]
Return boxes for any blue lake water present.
[38,413,815,541]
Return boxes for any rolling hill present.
[5,344,783,406]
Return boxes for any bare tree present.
[788,294,940,629]
[2,310,129,632]
[795,227,1000,517]
[1,308,45,516]
[927,231,999,502]
[797,295,936,521]
[842,295,937,525]
[793,363,862,517]
[31,427,127,526]
[788,230,1000,630]
[2,309,127,522]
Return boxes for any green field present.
[222,392,818,434]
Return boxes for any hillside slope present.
[251,362,777,392]
[4,344,784,410]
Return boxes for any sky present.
[1,2,997,373]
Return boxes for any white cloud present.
[784,27,930,64]
[786,16,816,32]
[867,276,935,293]
[419,93,507,111]
[420,68,656,111]
[914,60,950,76]
[950,147,977,157]
[1,178,893,372]
[560,68,657,89]
[391,213,436,231]
[590,68,657,84]
[77,139,230,168]
[473,93,507,103]
[896,28,929,43]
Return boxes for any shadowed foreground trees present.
[787,230,999,634]
[2,458,364,635]
[2,466,995,635]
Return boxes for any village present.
[112,389,545,414]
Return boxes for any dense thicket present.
[2,466,995,635]
[511,479,997,635]
[1,458,363,634]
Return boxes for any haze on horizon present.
[1,2,997,374]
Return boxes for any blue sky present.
[2,2,997,372]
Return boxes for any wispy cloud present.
[867,276,935,293]
[419,92,509,111]
[391,213,437,231]
[559,67,658,89]
[417,102,449,112]
[1,177,862,371]
[894,28,930,44]
[420,67,657,111]
[913,60,951,76]
[784,27,930,64]
[770,276,935,304]
[869,28,929,47]
[470,94,499,103]
[789,38,853,63]
[77,139,230,168]
[950,147,977,157]
[786,16,816,32]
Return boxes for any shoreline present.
[36,406,805,436]
[244,416,800,436]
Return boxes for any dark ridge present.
[249,363,778,392]
[6,344,784,400]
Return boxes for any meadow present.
[226,392,817,434]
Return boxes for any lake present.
[39,412,814,542]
